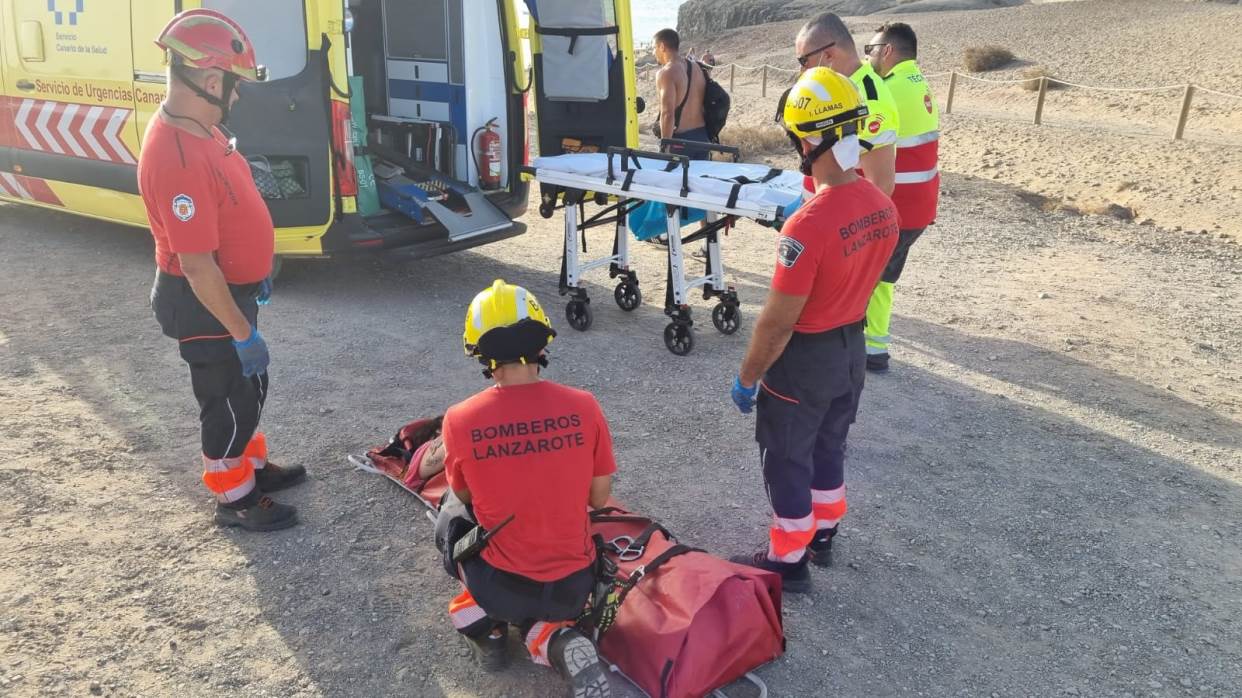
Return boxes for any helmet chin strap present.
[789,130,841,176]
[171,63,238,126]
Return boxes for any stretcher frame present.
[525,142,786,355]
[346,452,770,698]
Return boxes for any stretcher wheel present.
[539,202,555,219]
[711,303,741,335]
[614,282,642,312]
[565,300,593,332]
[663,323,694,355]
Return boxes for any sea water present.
[630,0,687,47]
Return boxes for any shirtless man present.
[654,28,710,160]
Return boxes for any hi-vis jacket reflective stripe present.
[850,63,901,151]
[885,60,940,228]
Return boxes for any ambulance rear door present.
[523,0,639,157]
[199,0,334,238]
[1,0,142,219]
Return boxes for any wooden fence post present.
[945,71,958,114]
[1174,83,1195,140]
[761,65,768,97]
[1034,77,1048,125]
[730,64,736,92]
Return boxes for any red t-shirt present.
[773,178,899,333]
[137,116,274,284]
[442,381,618,582]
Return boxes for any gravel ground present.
[1,161,1240,697]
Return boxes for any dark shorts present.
[668,127,712,161]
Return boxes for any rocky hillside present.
[677,0,1023,37]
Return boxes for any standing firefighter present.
[141,10,304,531]
[730,68,899,592]
[438,280,614,698]
[864,22,940,372]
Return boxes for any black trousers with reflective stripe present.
[151,271,267,459]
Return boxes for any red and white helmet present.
[155,9,265,82]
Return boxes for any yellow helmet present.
[782,67,868,141]
[463,279,556,375]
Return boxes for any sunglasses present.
[796,42,836,68]
[864,43,889,56]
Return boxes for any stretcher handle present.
[605,146,691,197]
[659,138,742,163]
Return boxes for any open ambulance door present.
[523,0,639,157]
[192,0,334,250]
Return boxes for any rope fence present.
[645,62,1242,141]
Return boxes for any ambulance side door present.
[1,0,142,219]
[130,0,178,153]
[0,1,13,181]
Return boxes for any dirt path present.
[1,168,1240,697]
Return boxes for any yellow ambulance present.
[0,0,640,258]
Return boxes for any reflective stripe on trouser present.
[202,454,255,503]
[245,432,268,471]
[866,281,895,354]
[757,327,864,564]
[812,486,848,531]
[525,620,572,667]
[448,588,495,638]
[767,509,816,563]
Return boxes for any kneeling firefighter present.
[729,68,900,592]
[437,280,617,698]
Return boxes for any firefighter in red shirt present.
[730,68,899,592]
[140,10,303,531]
[438,280,614,698]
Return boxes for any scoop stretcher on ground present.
[523,143,803,355]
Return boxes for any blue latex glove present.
[233,327,270,377]
[257,277,272,306]
[732,375,759,414]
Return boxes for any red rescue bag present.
[362,421,785,698]
[585,506,784,698]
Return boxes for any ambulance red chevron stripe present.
[0,173,63,206]
[10,98,137,165]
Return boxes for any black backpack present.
[697,63,731,143]
[668,60,731,144]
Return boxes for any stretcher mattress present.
[532,153,805,213]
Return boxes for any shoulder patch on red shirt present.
[171,194,195,222]
[777,236,806,268]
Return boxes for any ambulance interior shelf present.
[366,138,512,243]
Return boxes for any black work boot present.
[254,462,307,493]
[549,628,610,698]
[465,627,509,672]
[729,551,813,594]
[214,491,298,532]
[809,527,838,568]
[866,352,891,373]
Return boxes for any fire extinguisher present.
[474,118,502,191]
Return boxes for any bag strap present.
[535,25,619,55]
[673,58,694,133]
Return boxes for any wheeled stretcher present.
[523,143,803,355]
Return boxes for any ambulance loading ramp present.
[369,142,513,243]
